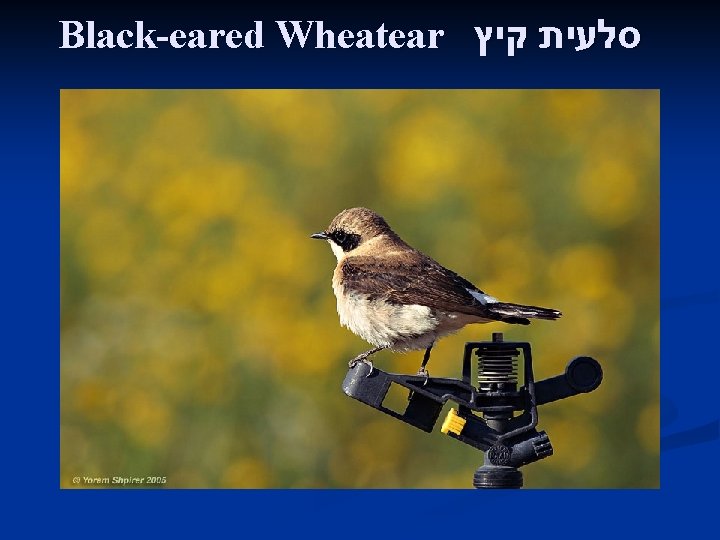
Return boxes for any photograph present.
[60,89,659,488]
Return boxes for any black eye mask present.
[330,230,361,252]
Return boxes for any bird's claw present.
[349,357,374,377]
[417,367,430,386]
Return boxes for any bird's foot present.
[416,366,430,386]
[348,356,374,377]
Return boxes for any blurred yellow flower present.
[221,457,274,488]
[577,158,640,227]
[119,390,172,448]
[636,401,660,455]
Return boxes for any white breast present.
[329,247,494,351]
[336,290,438,349]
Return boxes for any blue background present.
[2,1,717,537]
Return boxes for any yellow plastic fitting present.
[440,408,466,435]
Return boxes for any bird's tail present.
[485,302,562,325]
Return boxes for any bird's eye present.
[332,229,360,252]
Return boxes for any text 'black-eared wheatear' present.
[312,207,561,376]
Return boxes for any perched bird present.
[311,207,561,376]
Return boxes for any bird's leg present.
[348,346,385,375]
[417,343,434,382]
[407,343,434,401]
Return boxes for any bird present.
[311,207,561,377]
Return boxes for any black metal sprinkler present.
[342,332,603,488]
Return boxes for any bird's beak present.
[311,232,329,240]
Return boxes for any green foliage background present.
[61,90,659,488]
